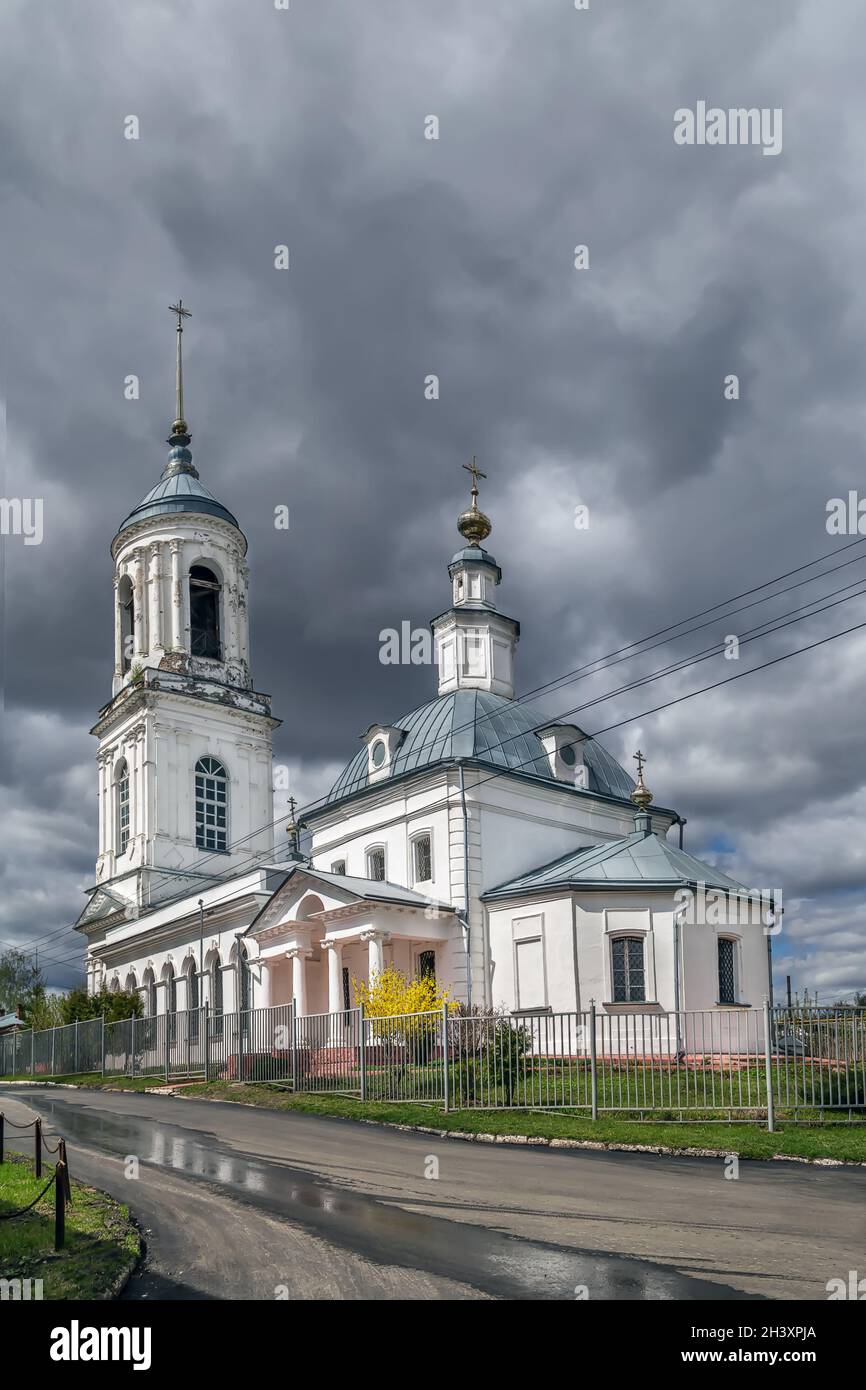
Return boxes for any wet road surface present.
[2,1085,862,1300]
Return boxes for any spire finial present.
[630,749,653,813]
[285,796,305,861]
[457,456,492,547]
[168,299,191,444]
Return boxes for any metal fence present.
[2,1002,864,1126]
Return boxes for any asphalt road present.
[2,1085,863,1300]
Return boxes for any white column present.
[148,542,164,655]
[97,754,108,857]
[239,563,251,669]
[258,958,272,1010]
[169,540,183,650]
[323,941,343,1015]
[113,574,123,677]
[132,548,147,658]
[287,949,311,1016]
[362,930,388,983]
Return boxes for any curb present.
[5,1079,866,1167]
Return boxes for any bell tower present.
[89,303,279,914]
[432,460,520,699]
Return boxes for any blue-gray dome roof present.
[115,466,240,540]
[320,690,636,810]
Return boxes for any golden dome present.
[458,456,492,546]
[457,502,492,547]
[630,749,653,810]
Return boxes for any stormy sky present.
[1,0,865,999]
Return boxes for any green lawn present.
[177,1080,866,1163]
[0,1151,139,1299]
[5,1068,866,1162]
[1,1072,170,1090]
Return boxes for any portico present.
[245,865,459,1016]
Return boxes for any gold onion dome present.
[630,749,653,810]
[458,456,492,547]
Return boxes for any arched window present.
[118,574,134,672]
[239,939,248,1017]
[115,759,130,855]
[718,937,738,1005]
[611,936,646,1003]
[124,971,137,994]
[109,975,120,994]
[163,964,177,1041]
[142,968,157,1017]
[366,846,386,881]
[186,961,200,1042]
[411,832,432,884]
[189,564,221,660]
[211,955,224,1037]
[195,757,228,852]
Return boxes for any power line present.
[24,592,866,972]
[63,533,866,919]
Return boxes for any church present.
[76,309,773,1028]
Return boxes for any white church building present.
[76,311,774,1029]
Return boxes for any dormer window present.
[537,723,587,785]
[361,725,405,783]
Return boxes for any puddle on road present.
[17,1092,751,1302]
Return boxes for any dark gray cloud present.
[2,0,865,995]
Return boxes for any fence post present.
[130,1014,136,1079]
[290,999,297,1093]
[763,996,776,1134]
[34,1118,42,1177]
[54,1160,66,1251]
[236,1012,243,1084]
[589,1000,598,1122]
[74,1019,80,1074]
[101,1016,106,1077]
[165,1012,170,1085]
[358,1002,366,1102]
[30,1029,35,1078]
[203,1004,210,1083]
[0,1112,4,1162]
[442,1004,450,1113]
[51,1026,56,1079]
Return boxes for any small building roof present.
[482,830,749,901]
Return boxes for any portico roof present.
[245,863,456,938]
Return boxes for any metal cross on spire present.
[633,749,646,781]
[462,455,487,500]
[168,299,191,438]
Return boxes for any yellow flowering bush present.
[354,965,451,1020]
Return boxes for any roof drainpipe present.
[459,763,472,1008]
[676,816,687,850]
[673,903,685,1060]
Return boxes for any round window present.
[371,740,387,768]
[560,744,577,767]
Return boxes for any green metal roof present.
[319,690,637,811]
[115,468,240,539]
[483,829,749,901]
